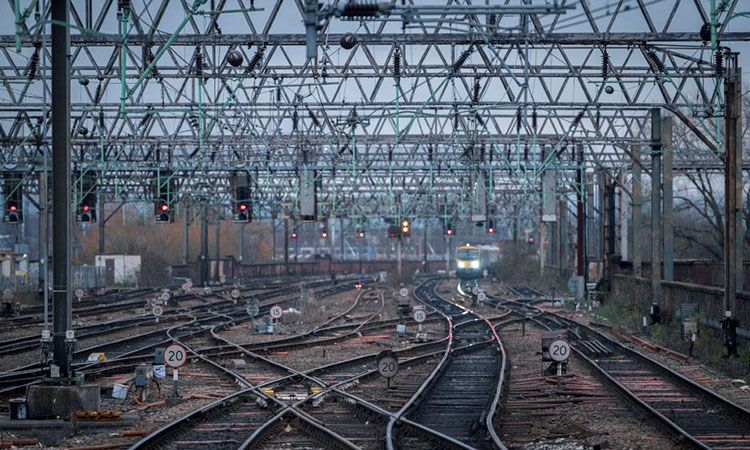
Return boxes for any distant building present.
[95,254,141,286]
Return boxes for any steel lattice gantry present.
[0,0,747,219]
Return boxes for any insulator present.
[321,65,328,79]
[27,46,40,80]
[246,47,264,74]
[472,76,480,103]
[148,50,161,80]
[307,108,321,128]
[489,145,493,163]
[646,49,664,73]
[393,47,401,78]
[595,111,601,129]
[523,145,528,161]
[516,107,522,132]
[714,51,723,77]
[195,46,203,78]
[340,1,380,19]
[292,109,299,131]
[276,86,281,103]
[452,45,473,73]
[94,79,103,104]
[601,47,609,79]
[118,0,130,11]
[188,115,199,130]
[506,144,511,161]
[532,108,537,131]
[480,144,486,161]
[454,112,459,129]
[98,110,105,129]
[488,14,496,26]
[428,144,433,162]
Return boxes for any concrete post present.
[52,0,73,378]
[650,108,662,313]
[663,117,674,281]
[632,145,642,276]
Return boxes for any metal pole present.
[98,194,105,254]
[576,145,585,301]
[650,108,662,318]
[284,218,289,274]
[340,216,345,263]
[423,219,428,273]
[52,0,73,378]
[662,117,674,282]
[559,199,568,277]
[607,177,616,281]
[272,217,277,262]
[724,55,741,321]
[540,221,546,276]
[238,222,244,263]
[215,213,221,272]
[632,145,642,276]
[397,238,402,278]
[183,205,189,264]
[200,206,208,286]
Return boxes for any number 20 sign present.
[549,339,571,362]
[164,343,187,369]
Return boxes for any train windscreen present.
[457,248,479,260]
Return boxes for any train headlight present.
[471,261,480,269]
[457,261,466,268]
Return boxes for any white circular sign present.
[220,276,226,284]
[413,309,426,323]
[270,305,283,319]
[181,283,190,291]
[472,286,480,295]
[152,305,164,317]
[163,343,187,369]
[477,291,487,302]
[160,292,170,302]
[399,288,409,297]
[549,339,571,362]
[231,289,241,299]
[75,289,84,299]
[246,302,260,316]
[377,356,399,378]
[203,287,211,295]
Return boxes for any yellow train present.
[456,244,481,280]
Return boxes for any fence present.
[0,264,106,293]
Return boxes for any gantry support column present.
[723,54,742,354]
[606,176,616,282]
[559,199,568,278]
[52,0,73,379]
[631,145,642,276]
[98,194,105,254]
[284,218,289,275]
[576,145,586,300]
[214,215,221,282]
[650,108,662,320]
[238,222,245,264]
[200,207,208,287]
[182,205,189,264]
[663,117,674,282]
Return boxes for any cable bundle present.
[472,76,480,103]
[307,107,321,128]
[516,107,522,132]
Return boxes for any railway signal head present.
[388,225,401,238]
[155,200,172,223]
[291,230,298,239]
[358,230,365,238]
[528,236,535,247]
[487,220,495,234]
[354,282,362,289]
[320,228,328,239]
[401,219,410,236]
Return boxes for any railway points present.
[1,0,749,448]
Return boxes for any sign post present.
[548,338,571,389]
[413,306,426,334]
[269,305,283,333]
[376,350,399,389]
[163,343,187,397]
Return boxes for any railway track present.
[131,284,468,450]
[387,278,508,450]
[494,291,750,450]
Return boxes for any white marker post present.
[413,307,426,334]
[549,339,571,389]
[164,343,187,397]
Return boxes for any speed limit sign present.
[399,288,409,297]
[549,339,571,362]
[413,309,426,323]
[477,291,487,302]
[246,302,260,316]
[160,292,170,302]
[75,288,84,299]
[163,343,187,369]
[270,305,283,319]
[231,289,241,299]
[472,286,480,295]
[376,350,398,378]
[152,304,164,317]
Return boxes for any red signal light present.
[358,231,365,238]
[291,232,298,239]
[9,205,16,211]
[529,237,534,243]
[488,227,495,234]
[447,229,452,236]
[160,203,169,212]
[354,282,362,289]
[321,231,328,238]
[83,205,90,212]
[239,203,247,211]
